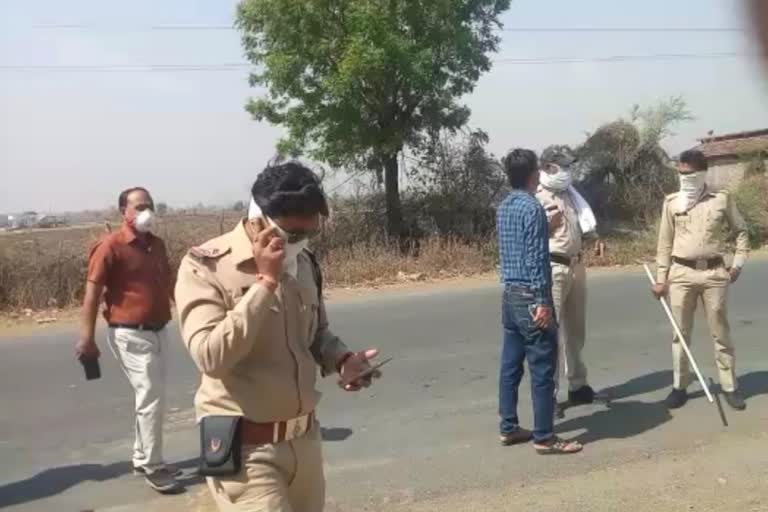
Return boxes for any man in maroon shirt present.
[76,187,181,494]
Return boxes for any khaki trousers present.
[668,263,737,392]
[107,326,168,470]
[208,423,325,512]
[551,261,589,393]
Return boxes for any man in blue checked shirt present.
[496,149,583,455]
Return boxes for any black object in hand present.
[79,356,101,380]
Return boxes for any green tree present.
[156,202,169,216]
[236,0,510,236]
[232,200,246,212]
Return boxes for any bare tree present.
[576,96,693,224]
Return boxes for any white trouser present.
[107,326,168,470]
[551,261,589,395]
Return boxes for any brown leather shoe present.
[500,428,533,446]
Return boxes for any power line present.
[500,27,746,33]
[327,170,370,194]
[25,24,749,34]
[0,63,250,72]
[493,51,748,65]
[0,52,752,73]
[30,24,236,31]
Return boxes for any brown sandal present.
[534,436,583,455]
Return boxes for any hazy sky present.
[1,0,767,212]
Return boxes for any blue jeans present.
[498,285,558,443]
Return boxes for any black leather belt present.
[108,323,167,332]
[551,254,580,266]
[672,256,724,271]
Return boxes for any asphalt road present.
[1,264,768,511]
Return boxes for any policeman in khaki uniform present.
[653,150,749,411]
[175,162,380,511]
[536,147,597,406]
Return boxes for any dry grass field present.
[0,211,660,313]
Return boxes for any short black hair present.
[118,187,153,213]
[251,161,329,218]
[502,149,539,189]
[679,149,708,172]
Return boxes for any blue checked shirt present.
[497,190,553,306]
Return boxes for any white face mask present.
[267,217,310,262]
[678,171,706,193]
[248,198,309,277]
[539,164,573,192]
[133,209,155,233]
[677,172,706,210]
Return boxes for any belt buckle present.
[284,416,307,441]
[695,259,707,271]
[293,417,304,438]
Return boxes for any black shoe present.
[134,464,183,478]
[723,390,746,411]
[142,468,183,494]
[665,388,688,409]
[500,427,533,446]
[568,385,595,405]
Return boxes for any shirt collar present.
[511,189,534,198]
[119,222,157,245]
[229,219,254,265]
[688,186,713,209]
[119,223,137,244]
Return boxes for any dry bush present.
[577,97,689,224]
[0,226,103,310]
[732,175,768,247]
[0,214,241,312]
[0,211,666,313]
[583,228,659,268]
[322,236,498,287]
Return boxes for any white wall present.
[707,160,745,191]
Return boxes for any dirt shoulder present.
[383,432,768,512]
[4,253,766,338]
[0,265,642,337]
[106,430,768,512]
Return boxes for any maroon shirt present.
[87,224,173,326]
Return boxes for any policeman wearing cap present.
[175,161,381,511]
[652,149,749,411]
[536,146,598,406]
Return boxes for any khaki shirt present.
[175,220,349,422]
[656,189,749,283]
[536,186,583,258]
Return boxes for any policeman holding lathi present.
[652,149,749,411]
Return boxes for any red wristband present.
[256,274,278,291]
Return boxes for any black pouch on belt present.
[199,416,243,477]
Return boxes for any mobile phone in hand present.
[79,356,102,381]
[352,357,392,382]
